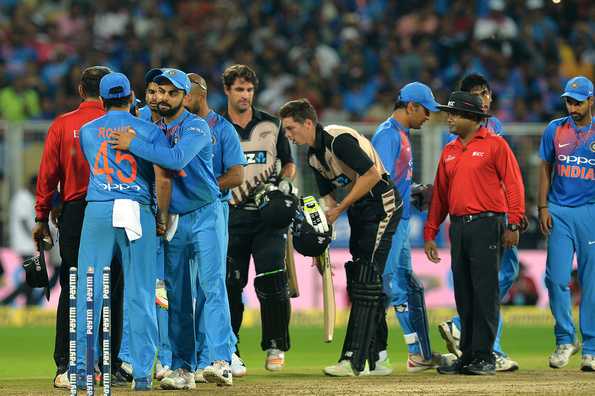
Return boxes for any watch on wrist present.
[507,223,520,232]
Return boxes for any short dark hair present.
[459,73,491,93]
[103,95,131,110]
[221,64,258,89]
[279,99,318,124]
[80,66,111,98]
[393,101,408,110]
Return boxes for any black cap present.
[437,91,490,118]
[144,68,162,85]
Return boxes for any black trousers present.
[449,214,504,364]
[227,206,290,351]
[54,200,124,372]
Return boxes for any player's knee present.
[226,257,247,291]
[346,259,384,303]
[254,269,290,302]
[545,275,570,292]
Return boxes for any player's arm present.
[277,122,296,180]
[219,122,246,190]
[423,152,450,263]
[327,134,380,224]
[537,123,556,235]
[371,130,399,178]
[33,120,62,245]
[494,139,525,248]
[154,165,172,236]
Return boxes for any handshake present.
[410,183,433,211]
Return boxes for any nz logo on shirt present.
[245,150,267,164]
[331,174,351,187]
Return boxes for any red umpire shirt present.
[35,100,105,221]
[424,126,525,241]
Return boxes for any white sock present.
[378,350,388,361]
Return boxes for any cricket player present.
[222,64,296,372]
[110,68,234,388]
[279,98,401,377]
[538,76,595,372]
[184,72,246,381]
[371,82,442,373]
[75,72,172,391]
[438,74,521,372]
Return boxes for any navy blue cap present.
[561,76,594,102]
[154,68,191,94]
[144,68,162,85]
[99,72,131,99]
[398,82,440,112]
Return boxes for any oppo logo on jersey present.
[244,150,267,164]
[557,154,595,166]
[99,183,141,192]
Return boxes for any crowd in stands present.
[0,0,593,123]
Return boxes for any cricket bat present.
[285,230,300,298]
[315,247,335,343]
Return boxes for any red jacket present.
[424,127,525,241]
[35,101,105,221]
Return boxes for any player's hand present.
[324,207,342,225]
[109,127,137,151]
[538,207,553,236]
[502,229,519,248]
[50,203,62,227]
[156,211,169,236]
[519,215,529,233]
[32,222,54,249]
[424,240,441,263]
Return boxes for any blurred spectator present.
[503,262,539,306]
[0,0,591,121]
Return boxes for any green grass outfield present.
[1,309,595,395]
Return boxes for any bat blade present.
[316,248,335,343]
[285,231,299,298]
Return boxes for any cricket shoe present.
[155,361,172,380]
[160,368,196,390]
[365,356,393,376]
[53,372,70,389]
[495,353,519,372]
[231,353,247,377]
[549,343,579,368]
[438,320,461,358]
[194,368,207,383]
[132,377,152,391]
[407,353,442,373]
[120,361,133,379]
[203,360,233,386]
[581,355,595,372]
[265,349,285,371]
[323,360,358,377]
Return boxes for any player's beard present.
[158,101,183,117]
[570,110,588,123]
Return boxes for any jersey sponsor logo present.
[558,143,571,148]
[73,129,79,139]
[331,174,351,187]
[98,183,141,192]
[557,154,595,166]
[472,151,484,157]
[244,150,267,164]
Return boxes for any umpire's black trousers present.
[54,200,124,373]
[449,213,504,364]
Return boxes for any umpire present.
[279,98,401,376]
[423,91,525,375]
[222,64,296,372]
[32,66,127,387]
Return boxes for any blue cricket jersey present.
[205,110,246,201]
[372,117,413,219]
[137,105,153,122]
[539,116,595,207]
[79,110,167,204]
[445,116,504,144]
[128,109,220,214]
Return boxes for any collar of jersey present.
[452,126,489,147]
[568,115,594,133]
[388,117,409,134]
[161,109,192,128]
[79,100,103,110]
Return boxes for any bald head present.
[185,73,208,115]
[187,73,207,93]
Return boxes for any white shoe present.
[194,368,207,383]
[581,355,595,372]
[231,353,247,377]
[495,353,519,372]
[121,361,133,376]
[155,361,172,381]
[323,360,357,377]
[406,353,442,373]
[438,321,461,358]
[265,348,285,371]
[203,361,233,386]
[53,372,70,389]
[367,356,393,376]
[160,368,196,390]
[549,343,579,368]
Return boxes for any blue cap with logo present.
[154,68,191,94]
[561,76,594,102]
[100,72,132,99]
[398,82,440,112]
